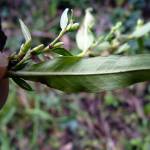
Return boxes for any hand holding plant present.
[1,8,150,109]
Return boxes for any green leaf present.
[19,19,31,41]
[0,87,17,125]
[9,54,150,93]
[76,8,95,51]
[131,22,150,38]
[26,108,52,120]
[12,77,33,91]
[60,8,69,30]
[52,48,73,56]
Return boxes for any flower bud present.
[53,42,64,48]
[31,44,44,54]
[67,23,80,31]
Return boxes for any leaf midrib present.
[8,54,150,77]
[8,68,150,77]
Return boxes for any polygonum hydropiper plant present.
[1,8,150,109]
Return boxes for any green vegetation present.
[0,0,150,149]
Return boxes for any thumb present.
[0,53,9,109]
[0,79,9,109]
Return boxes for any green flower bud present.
[53,42,64,48]
[137,19,144,27]
[31,44,44,54]
[67,23,80,31]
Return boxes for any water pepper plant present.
[1,8,150,109]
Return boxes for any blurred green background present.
[1,0,150,149]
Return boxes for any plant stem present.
[13,28,68,69]
[137,38,144,53]
[43,29,66,52]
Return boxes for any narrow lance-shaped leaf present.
[12,77,33,91]
[60,8,69,30]
[19,19,31,41]
[18,19,31,54]
[9,54,150,93]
